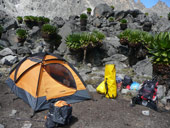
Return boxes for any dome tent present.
[6,52,91,111]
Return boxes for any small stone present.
[87,85,96,92]
[21,121,32,128]
[121,89,129,94]
[0,124,4,128]
[9,109,17,117]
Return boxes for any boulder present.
[130,9,142,18]
[17,47,32,55]
[57,22,72,55]
[115,10,127,20]
[0,48,14,57]
[1,29,18,46]
[28,26,40,40]
[0,55,18,65]
[0,39,10,48]
[157,85,166,100]
[93,18,102,28]
[51,16,65,28]
[133,58,153,77]
[93,4,112,18]
[0,124,4,128]
[103,54,128,63]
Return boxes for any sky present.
[134,0,170,8]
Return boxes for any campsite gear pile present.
[121,75,140,91]
[45,101,72,128]
[96,64,117,99]
[131,79,158,111]
[6,52,91,111]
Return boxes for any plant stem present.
[83,49,87,64]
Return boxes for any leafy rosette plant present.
[16,28,27,43]
[148,32,170,65]
[118,29,131,45]
[16,29,27,39]
[87,8,92,13]
[42,24,57,35]
[17,16,23,24]
[65,31,105,63]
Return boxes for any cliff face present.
[0,0,169,19]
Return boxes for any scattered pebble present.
[9,109,17,117]
[21,121,32,128]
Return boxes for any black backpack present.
[139,80,158,101]
[122,75,133,88]
[45,102,72,128]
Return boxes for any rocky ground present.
[0,65,170,128]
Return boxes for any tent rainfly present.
[6,52,91,111]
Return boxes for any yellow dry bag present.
[96,64,117,99]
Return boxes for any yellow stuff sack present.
[96,81,106,94]
[96,64,117,98]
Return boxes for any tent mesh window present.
[44,63,76,89]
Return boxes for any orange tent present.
[6,52,91,111]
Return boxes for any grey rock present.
[107,47,117,57]
[93,18,101,28]
[1,29,18,46]
[63,55,76,65]
[128,22,142,30]
[0,40,10,48]
[157,85,166,100]
[58,22,72,54]
[3,18,17,31]
[0,48,14,57]
[21,121,32,128]
[161,96,170,105]
[103,54,128,63]
[52,16,65,28]
[130,9,143,18]
[105,61,127,71]
[0,124,4,128]
[115,10,126,20]
[9,109,17,117]
[0,72,2,77]
[121,89,129,94]
[93,4,112,18]
[28,26,40,39]
[125,14,134,23]
[87,85,96,92]
[133,58,153,77]
[17,47,31,55]
[0,55,18,65]
[104,37,121,48]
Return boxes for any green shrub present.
[43,17,50,24]
[80,13,88,20]
[66,31,105,50]
[111,5,115,10]
[160,16,163,18]
[148,32,170,65]
[108,17,115,22]
[87,8,92,12]
[24,16,30,21]
[168,12,170,20]
[16,29,27,39]
[17,16,23,22]
[120,19,127,24]
[145,12,149,16]
[42,24,57,35]
[0,25,3,34]
[118,29,153,46]
[66,31,105,63]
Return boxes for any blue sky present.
[134,0,170,8]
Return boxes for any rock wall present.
[0,0,169,19]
